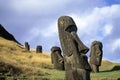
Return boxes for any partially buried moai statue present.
[25,42,30,51]
[51,46,64,70]
[36,45,42,53]
[90,41,103,73]
[58,16,91,80]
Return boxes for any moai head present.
[25,42,30,51]
[51,46,64,70]
[51,46,61,55]
[58,16,76,57]
[58,16,77,35]
[58,16,89,56]
[36,45,42,53]
[90,40,103,66]
[92,41,103,51]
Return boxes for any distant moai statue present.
[36,45,42,53]
[90,41,103,73]
[58,16,91,80]
[25,42,30,51]
[51,46,64,70]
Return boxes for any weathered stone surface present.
[0,24,21,45]
[24,42,30,51]
[51,46,64,70]
[58,16,91,80]
[90,41,103,73]
[36,45,42,53]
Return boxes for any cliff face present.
[0,24,21,45]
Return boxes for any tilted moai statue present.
[36,45,42,53]
[58,16,91,80]
[51,46,64,70]
[90,41,103,73]
[25,42,30,51]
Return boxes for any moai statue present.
[36,45,42,53]
[25,42,30,51]
[51,46,64,70]
[90,41,103,73]
[58,16,91,80]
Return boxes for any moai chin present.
[25,42,30,51]
[58,16,91,80]
[51,46,64,70]
[36,45,42,53]
[90,41,103,73]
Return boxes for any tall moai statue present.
[25,42,30,51]
[58,16,91,80]
[51,46,64,70]
[36,45,42,53]
[90,41,103,73]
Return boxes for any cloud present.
[0,0,120,62]
[40,22,58,37]
[9,0,71,15]
[22,4,120,61]
[2,0,105,16]
[111,39,120,52]
[102,24,113,36]
[69,4,120,38]
[106,38,120,60]
[63,4,120,62]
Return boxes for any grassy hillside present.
[91,60,120,80]
[0,37,120,80]
[0,37,54,79]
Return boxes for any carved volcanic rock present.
[0,24,21,45]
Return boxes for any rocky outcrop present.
[0,24,21,45]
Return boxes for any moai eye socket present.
[65,25,77,33]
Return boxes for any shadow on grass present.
[101,78,120,80]
[100,65,120,73]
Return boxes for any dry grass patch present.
[0,37,53,76]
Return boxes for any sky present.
[0,0,120,62]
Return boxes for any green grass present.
[91,70,120,80]
[41,69,65,80]
[0,37,120,80]
[2,70,120,80]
